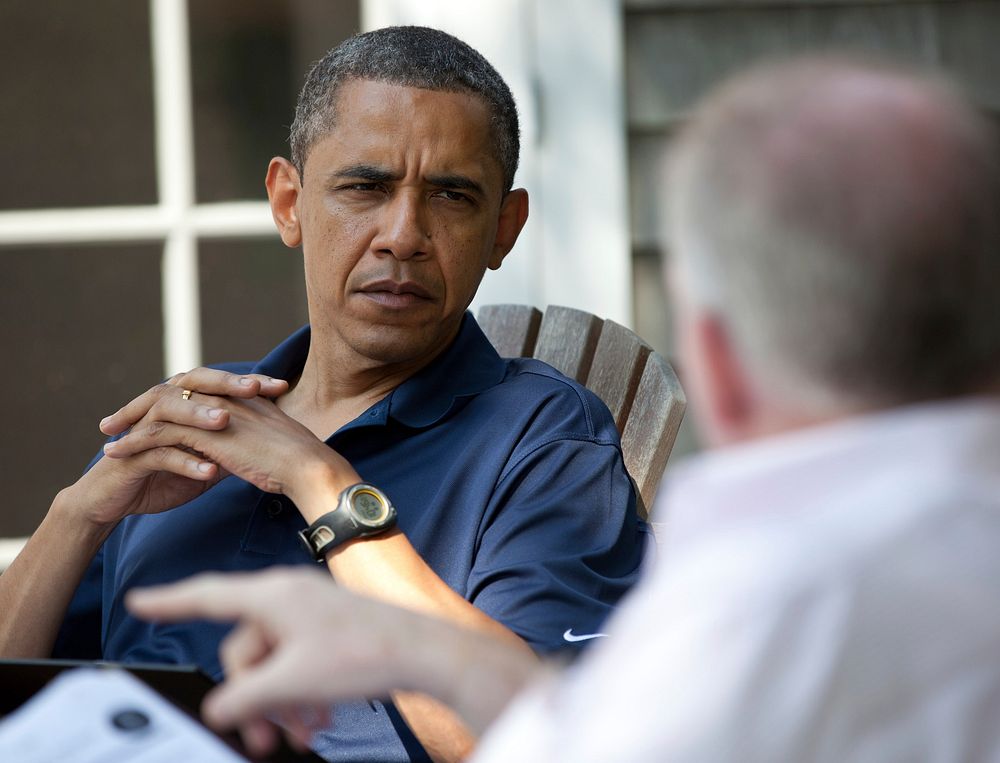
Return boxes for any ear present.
[265,157,303,248]
[688,314,755,445]
[488,188,529,270]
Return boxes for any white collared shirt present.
[475,400,1000,762]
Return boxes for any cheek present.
[301,209,377,275]
[307,202,369,245]
[440,233,493,296]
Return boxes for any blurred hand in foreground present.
[126,568,544,757]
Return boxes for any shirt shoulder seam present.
[504,365,601,436]
[498,432,623,486]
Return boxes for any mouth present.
[356,279,435,308]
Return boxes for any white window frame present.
[0,0,276,378]
[0,0,280,562]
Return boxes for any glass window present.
[0,0,156,209]
[4,244,163,536]
[189,0,361,202]
[198,237,309,365]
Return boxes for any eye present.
[434,189,471,203]
[342,182,384,193]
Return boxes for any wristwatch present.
[298,483,397,561]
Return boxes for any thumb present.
[202,651,317,730]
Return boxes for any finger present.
[99,372,288,435]
[298,703,331,736]
[99,382,178,436]
[127,570,296,624]
[204,651,321,729]
[113,445,218,482]
[173,368,289,400]
[103,420,209,460]
[99,381,212,436]
[277,708,315,753]
[236,716,280,758]
[109,395,231,446]
[219,623,271,677]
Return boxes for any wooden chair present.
[477,304,686,519]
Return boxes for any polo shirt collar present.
[387,312,506,428]
[250,324,312,380]
[247,312,506,429]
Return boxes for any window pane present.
[189,0,361,202]
[1,245,163,536]
[198,238,309,364]
[0,0,156,209]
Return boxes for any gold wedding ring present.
[180,389,193,400]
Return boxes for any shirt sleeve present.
[466,428,650,656]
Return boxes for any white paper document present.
[0,667,249,762]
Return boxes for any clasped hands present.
[79,368,345,527]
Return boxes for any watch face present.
[352,489,388,526]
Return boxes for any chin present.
[350,323,447,366]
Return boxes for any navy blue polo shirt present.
[55,312,649,761]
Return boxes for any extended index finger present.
[125,569,309,622]
[125,572,281,625]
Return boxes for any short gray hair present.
[667,56,1000,409]
[290,26,520,193]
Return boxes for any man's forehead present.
[308,78,505,192]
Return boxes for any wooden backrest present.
[477,304,686,518]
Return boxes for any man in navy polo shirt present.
[0,27,647,762]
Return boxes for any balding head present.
[667,57,1000,422]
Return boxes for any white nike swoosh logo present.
[563,629,609,643]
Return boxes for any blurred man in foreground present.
[130,55,1000,761]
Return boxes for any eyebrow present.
[328,165,486,197]
[425,174,485,197]
[329,164,399,184]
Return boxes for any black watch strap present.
[298,483,396,561]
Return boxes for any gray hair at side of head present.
[666,54,1000,410]
[289,26,520,193]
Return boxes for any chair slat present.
[532,306,603,382]
[477,304,542,358]
[584,320,651,434]
[477,303,687,521]
[621,353,687,518]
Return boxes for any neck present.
[278,325,456,438]
[704,386,869,449]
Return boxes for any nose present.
[372,192,430,260]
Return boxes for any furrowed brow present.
[330,164,399,183]
[426,174,485,197]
